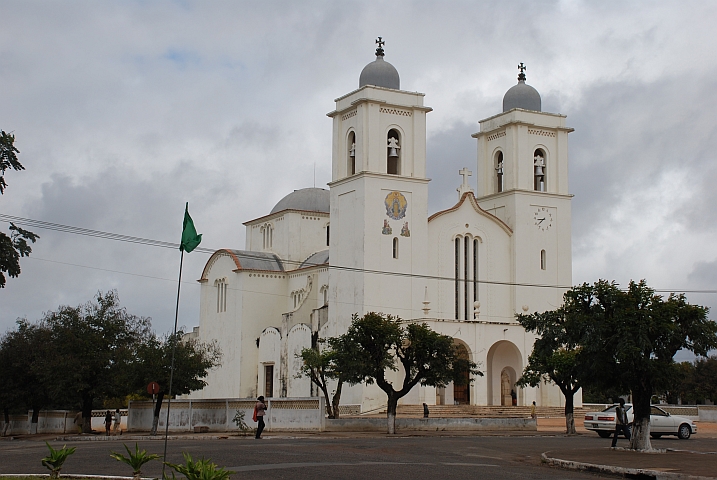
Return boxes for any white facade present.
[190,47,579,410]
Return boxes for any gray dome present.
[270,188,330,215]
[359,56,400,90]
[503,80,541,112]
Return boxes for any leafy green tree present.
[516,304,586,434]
[297,336,354,419]
[0,320,54,433]
[134,331,221,435]
[336,312,480,434]
[693,356,717,402]
[41,291,152,432]
[0,130,39,288]
[579,280,716,450]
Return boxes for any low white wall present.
[127,398,325,432]
[325,417,537,432]
[0,410,128,435]
[698,406,717,422]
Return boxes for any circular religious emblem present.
[385,191,408,220]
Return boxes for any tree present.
[0,131,39,287]
[0,320,54,434]
[335,312,480,434]
[516,303,587,434]
[41,291,152,432]
[693,356,717,402]
[580,280,717,450]
[134,331,221,435]
[297,336,353,419]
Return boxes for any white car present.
[583,404,697,439]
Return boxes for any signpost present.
[148,382,160,435]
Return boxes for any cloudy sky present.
[1,1,716,360]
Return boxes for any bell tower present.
[473,63,573,316]
[326,38,432,333]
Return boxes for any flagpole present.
[161,244,184,477]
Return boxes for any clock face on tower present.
[533,207,553,231]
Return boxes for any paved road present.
[5,432,709,479]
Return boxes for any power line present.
[2,213,715,295]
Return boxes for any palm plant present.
[41,442,76,478]
[165,452,234,480]
[110,443,160,480]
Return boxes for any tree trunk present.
[386,394,398,435]
[2,407,9,436]
[82,395,94,433]
[318,383,333,418]
[630,416,652,451]
[331,381,343,420]
[151,392,164,436]
[564,390,576,434]
[630,383,653,451]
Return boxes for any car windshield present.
[601,405,632,413]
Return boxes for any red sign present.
[147,382,160,395]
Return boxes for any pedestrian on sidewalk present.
[530,401,536,419]
[611,398,631,447]
[104,410,112,436]
[113,408,121,435]
[254,396,267,439]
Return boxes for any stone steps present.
[363,405,591,418]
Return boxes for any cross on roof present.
[375,37,385,57]
[518,62,527,82]
[459,167,472,187]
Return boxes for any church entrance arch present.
[486,340,523,406]
[453,341,471,405]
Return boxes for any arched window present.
[261,223,274,250]
[495,151,504,193]
[473,238,479,302]
[454,237,460,320]
[348,131,356,175]
[534,148,546,192]
[387,129,401,175]
[392,237,399,259]
[540,249,546,270]
[215,278,227,313]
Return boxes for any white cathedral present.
[190,40,578,411]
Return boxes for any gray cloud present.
[2,0,717,336]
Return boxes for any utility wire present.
[3,213,715,295]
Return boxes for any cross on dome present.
[375,37,385,57]
[518,62,527,82]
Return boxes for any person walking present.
[254,396,267,439]
[611,398,631,447]
[530,401,537,419]
[104,410,112,436]
[112,408,121,435]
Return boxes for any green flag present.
[180,203,202,253]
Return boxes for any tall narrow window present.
[534,149,546,192]
[464,236,470,321]
[348,131,356,175]
[264,365,274,398]
[495,151,504,193]
[392,237,399,259]
[454,238,460,320]
[473,239,479,302]
[326,224,330,246]
[261,224,273,249]
[216,279,227,313]
[540,249,546,270]
[387,129,400,175]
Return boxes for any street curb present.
[54,435,234,442]
[541,452,716,480]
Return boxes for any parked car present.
[583,404,697,439]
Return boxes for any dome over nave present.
[503,63,541,112]
[270,187,330,215]
[359,37,400,90]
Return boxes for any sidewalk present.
[539,418,717,480]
